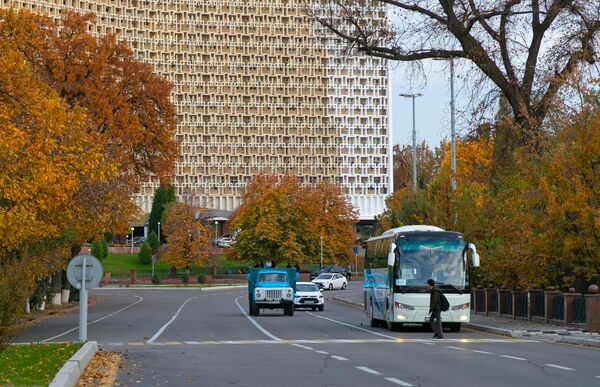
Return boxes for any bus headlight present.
[451,303,470,311]
[395,302,415,311]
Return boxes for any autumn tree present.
[313,1,600,151]
[0,10,107,345]
[230,175,358,265]
[393,142,441,192]
[160,202,211,269]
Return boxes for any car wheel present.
[318,305,324,312]
[328,283,333,291]
[311,306,316,311]
[342,282,347,290]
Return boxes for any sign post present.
[67,254,102,342]
[151,255,157,278]
[353,247,359,278]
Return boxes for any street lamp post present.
[399,93,423,194]
[449,57,457,192]
[130,226,134,254]
[157,221,161,245]
[320,236,324,269]
[214,221,218,245]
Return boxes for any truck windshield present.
[258,273,288,283]
[395,237,466,290]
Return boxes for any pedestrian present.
[427,279,444,339]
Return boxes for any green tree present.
[91,238,103,260]
[147,231,159,254]
[101,238,109,259]
[138,243,152,265]
[148,185,176,243]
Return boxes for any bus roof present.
[382,225,444,235]
[367,226,463,243]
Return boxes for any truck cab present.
[247,268,297,316]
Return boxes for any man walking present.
[427,279,444,339]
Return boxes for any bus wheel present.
[449,323,461,332]
[387,322,402,332]
[369,300,379,327]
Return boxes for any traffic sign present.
[353,247,359,254]
[67,254,103,290]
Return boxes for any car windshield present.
[258,273,288,282]
[317,274,333,279]
[297,284,319,292]
[395,237,466,289]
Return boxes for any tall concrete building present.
[3,0,391,222]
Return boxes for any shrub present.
[151,275,161,285]
[138,243,152,265]
[197,274,206,284]
[91,238,103,260]
[182,272,190,285]
[147,231,159,254]
[101,238,109,259]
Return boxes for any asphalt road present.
[17,283,600,386]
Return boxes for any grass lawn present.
[101,252,248,278]
[0,343,82,386]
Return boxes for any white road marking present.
[471,350,492,354]
[385,377,414,386]
[184,341,201,345]
[234,296,281,341]
[42,295,144,342]
[306,312,397,339]
[445,346,466,351]
[291,344,314,350]
[500,355,526,361]
[315,350,329,355]
[595,376,600,379]
[356,366,382,375]
[147,296,196,344]
[331,355,349,361]
[106,343,124,346]
[544,364,574,371]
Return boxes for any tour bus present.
[363,225,480,332]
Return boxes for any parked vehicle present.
[247,268,298,316]
[131,236,147,246]
[309,265,350,281]
[312,273,347,290]
[294,282,324,311]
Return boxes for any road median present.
[49,341,98,387]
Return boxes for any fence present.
[471,287,589,328]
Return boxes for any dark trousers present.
[429,310,443,337]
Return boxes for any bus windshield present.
[395,237,466,290]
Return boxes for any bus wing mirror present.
[387,252,395,267]
[472,253,480,268]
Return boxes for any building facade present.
[3,0,391,221]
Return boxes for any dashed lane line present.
[315,350,329,355]
[445,346,467,351]
[146,296,196,344]
[42,295,144,342]
[356,366,382,375]
[331,355,349,361]
[385,377,414,386]
[499,355,527,361]
[544,364,574,371]
[471,350,493,354]
[291,344,314,351]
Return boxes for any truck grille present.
[265,289,282,300]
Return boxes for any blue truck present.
[247,268,298,316]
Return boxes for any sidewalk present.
[330,285,600,348]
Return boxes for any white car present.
[312,273,347,291]
[294,282,324,311]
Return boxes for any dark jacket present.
[429,287,442,313]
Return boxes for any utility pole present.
[399,93,423,194]
[450,57,457,192]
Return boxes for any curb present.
[462,322,513,337]
[331,296,363,309]
[49,341,98,387]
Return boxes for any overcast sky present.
[389,60,470,148]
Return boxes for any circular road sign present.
[66,254,103,290]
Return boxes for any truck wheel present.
[288,305,294,316]
[248,297,254,315]
[255,304,260,316]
